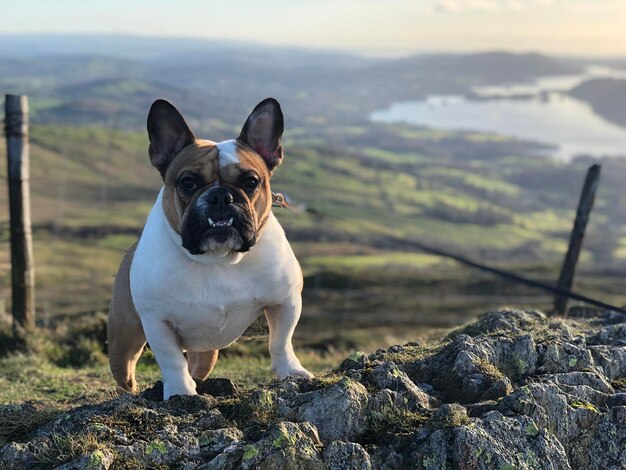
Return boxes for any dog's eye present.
[178,175,198,193]
[243,176,259,191]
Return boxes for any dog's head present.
[147,98,284,262]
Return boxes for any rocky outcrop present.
[1,309,625,469]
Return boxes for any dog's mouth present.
[205,218,238,246]
[205,218,235,245]
[208,217,234,229]
[179,189,258,256]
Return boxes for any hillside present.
[0,38,584,131]
[1,121,626,340]
[1,40,626,341]
[570,78,626,128]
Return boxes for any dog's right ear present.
[147,100,196,176]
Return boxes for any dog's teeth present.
[228,218,233,226]
[208,218,214,227]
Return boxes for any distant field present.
[1,122,626,348]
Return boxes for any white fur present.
[216,139,240,168]
[130,188,312,399]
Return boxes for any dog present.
[107,98,313,399]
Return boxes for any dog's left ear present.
[238,98,284,171]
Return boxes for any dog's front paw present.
[163,378,198,400]
[272,357,314,380]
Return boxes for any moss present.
[309,372,344,390]
[423,454,438,469]
[568,357,578,367]
[242,444,259,461]
[198,433,215,447]
[570,400,600,413]
[235,389,278,426]
[512,355,528,378]
[272,431,297,449]
[347,351,366,362]
[145,439,168,455]
[87,450,106,469]
[525,422,539,437]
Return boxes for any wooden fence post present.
[553,164,601,316]
[5,95,36,331]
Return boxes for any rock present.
[588,345,626,380]
[577,406,626,469]
[4,308,626,469]
[452,309,548,336]
[366,362,437,409]
[238,421,324,470]
[295,378,369,443]
[196,377,240,397]
[198,427,244,454]
[0,442,29,470]
[429,403,469,429]
[538,342,594,374]
[323,441,372,470]
[339,351,369,371]
[539,371,614,394]
[195,408,229,430]
[159,393,217,415]
[368,445,404,469]
[54,449,115,470]
[415,411,571,469]
[403,332,537,403]
[449,412,570,470]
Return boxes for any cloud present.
[431,0,595,13]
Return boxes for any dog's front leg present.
[142,320,197,399]
[265,296,313,380]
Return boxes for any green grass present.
[306,252,447,271]
[1,122,625,359]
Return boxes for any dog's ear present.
[147,100,196,176]
[238,98,284,171]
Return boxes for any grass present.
[1,123,625,320]
[305,252,447,270]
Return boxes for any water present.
[371,66,626,159]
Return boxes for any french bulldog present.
[107,98,313,399]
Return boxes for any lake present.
[371,66,626,160]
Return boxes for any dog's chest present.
[166,268,272,350]
[133,257,286,350]
[129,196,298,351]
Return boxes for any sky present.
[3,0,626,57]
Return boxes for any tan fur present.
[187,350,219,379]
[162,140,219,233]
[107,244,146,393]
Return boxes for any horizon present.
[2,0,626,58]
[2,32,626,61]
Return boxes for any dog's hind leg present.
[187,350,219,380]
[108,244,147,393]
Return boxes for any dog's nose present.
[206,187,233,209]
